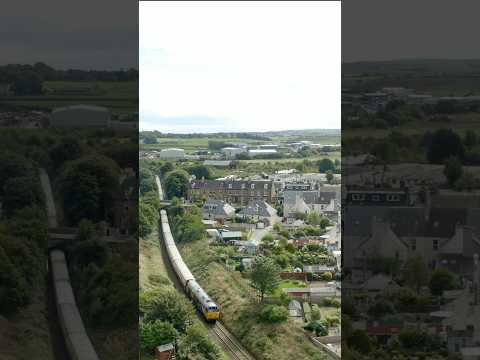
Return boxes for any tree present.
[307,212,321,226]
[326,170,334,184]
[250,256,281,302]
[12,70,43,95]
[2,176,43,216]
[59,155,120,224]
[347,329,373,354]
[318,158,335,173]
[159,162,175,178]
[173,212,205,243]
[443,156,463,187]
[464,129,478,147]
[0,151,34,196]
[402,255,429,293]
[427,128,464,164]
[179,324,220,360]
[140,320,178,354]
[50,136,83,169]
[429,269,456,296]
[139,198,157,238]
[164,170,189,199]
[367,299,395,318]
[189,164,212,180]
[259,305,289,323]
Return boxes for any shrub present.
[259,305,289,323]
[140,320,178,354]
[321,271,333,281]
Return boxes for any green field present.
[344,113,480,139]
[0,81,138,116]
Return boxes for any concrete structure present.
[159,148,185,160]
[50,105,110,128]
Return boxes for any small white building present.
[159,148,185,160]
[221,147,243,158]
[248,149,277,156]
[50,105,110,128]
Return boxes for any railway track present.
[210,322,255,360]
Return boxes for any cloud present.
[140,1,341,133]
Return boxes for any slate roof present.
[202,200,235,217]
[239,200,277,217]
[344,205,469,238]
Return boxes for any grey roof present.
[344,205,469,238]
[203,200,235,217]
[239,200,277,217]
[190,179,273,190]
[284,190,336,206]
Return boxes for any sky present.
[0,0,137,69]
[140,1,341,133]
[343,0,480,63]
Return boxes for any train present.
[160,209,220,322]
[50,249,100,360]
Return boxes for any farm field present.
[0,81,138,116]
[344,112,480,139]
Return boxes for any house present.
[238,200,278,225]
[202,200,235,223]
[189,179,276,205]
[283,190,339,220]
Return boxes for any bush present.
[140,320,178,354]
[321,272,333,281]
[259,305,289,323]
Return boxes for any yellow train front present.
[187,279,220,322]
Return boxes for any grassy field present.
[272,280,308,297]
[180,238,334,360]
[0,81,138,116]
[344,112,480,139]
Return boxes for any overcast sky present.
[140,1,341,133]
[343,0,480,63]
[0,0,137,69]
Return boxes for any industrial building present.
[159,148,186,160]
[50,105,110,128]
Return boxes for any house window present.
[241,183,246,189]
[433,239,439,251]
[228,183,232,189]
[387,194,400,201]
[410,239,416,251]
[371,194,380,201]
[251,184,255,189]
[264,183,268,189]
[352,194,365,201]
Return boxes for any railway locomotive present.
[160,209,220,322]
